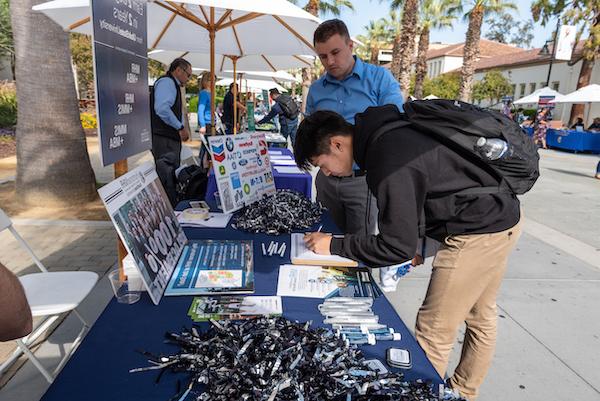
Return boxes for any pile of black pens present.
[131,317,465,401]
[233,190,323,235]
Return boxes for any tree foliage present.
[472,70,513,103]
[422,71,461,99]
[484,13,534,48]
[69,33,93,99]
[0,0,14,78]
[531,0,599,62]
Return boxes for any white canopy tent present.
[194,69,300,83]
[423,94,439,100]
[34,0,319,133]
[215,78,286,93]
[513,87,564,105]
[550,84,600,126]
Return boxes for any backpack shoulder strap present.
[366,120,411,149]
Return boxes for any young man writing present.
[296,105,522,400]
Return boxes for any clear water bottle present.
[475,137,509,160]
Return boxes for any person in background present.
[222,83,246,134]
[256,88,300,145]
[150,58,193,164]
[0,262,33,341]
[570,117,584,130]
[514,108,526,124]
[587,117,600,132]
[501,100,513,119]
[534,108,549,149]
[197,72,215,136]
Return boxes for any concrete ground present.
[0,141,599,400]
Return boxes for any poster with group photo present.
[208,132,276,214]
[98,162,188,305]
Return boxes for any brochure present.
[165,239,254,296]
[276,264,378,299]
[187,296,282,321]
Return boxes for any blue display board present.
[91,0,151,166]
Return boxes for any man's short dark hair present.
[269,88,281,96]
[313,19,350,45]
[294,110,353,171]
[168,58,191,73]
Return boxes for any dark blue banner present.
[91,0,151,166]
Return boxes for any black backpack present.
[375,100,540,195]
[275,94,299,120]
[176,165,208,203]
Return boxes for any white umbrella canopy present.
[549,84,600,104]
[513,86,564,105]
[148,50,314,72]
[423,94,439,100]
[33,0,319,55]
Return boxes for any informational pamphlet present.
[291,233,358,267]
[208,132,276,214]
[98,162,187,305]
[276,264,378,299]
[165,240,254,296]
[187,296,282,322]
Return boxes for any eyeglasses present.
[182,67,192,78]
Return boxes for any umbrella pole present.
[233,57,238,134]
[209,7,216,135]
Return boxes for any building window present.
[529,83,536,93]
[540,82,546,88]
[511,84,516,97]
[552,81,560,91]
[520,84,526,97]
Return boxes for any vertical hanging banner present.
[208,132,276,214]
[91,0,152,166]
[246,101,256,132]
[555,25,577,61]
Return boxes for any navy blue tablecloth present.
[40,209,442,401]
[205,147,312,202]
[546,128,600,153]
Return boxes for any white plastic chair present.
[0,208,98,383]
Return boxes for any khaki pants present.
[415,219,522,400]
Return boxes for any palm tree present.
[458,0,516,102]
[359,19,389,64]
[10,0,96,206]
[292,0,355,112]
[413,0,461,99]
[389,0,421,99]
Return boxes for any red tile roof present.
[426,39,524,60]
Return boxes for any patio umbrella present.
[514,86,564,105]
[33,0,319,133]
[550,84,600,125]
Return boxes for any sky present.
[321,0,558,49]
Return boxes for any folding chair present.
[0,208,98,383]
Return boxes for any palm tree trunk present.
[10,0,96,207]
[459,6,484,102]
[370,45,379,65]
[391,0,419,99]
[414,26,429,99]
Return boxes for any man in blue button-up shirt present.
[305,19,403,236]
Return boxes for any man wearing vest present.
[150,58,193,164]
[297,106,523,400]
[305,19,403,237]
[256,88,300,145]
